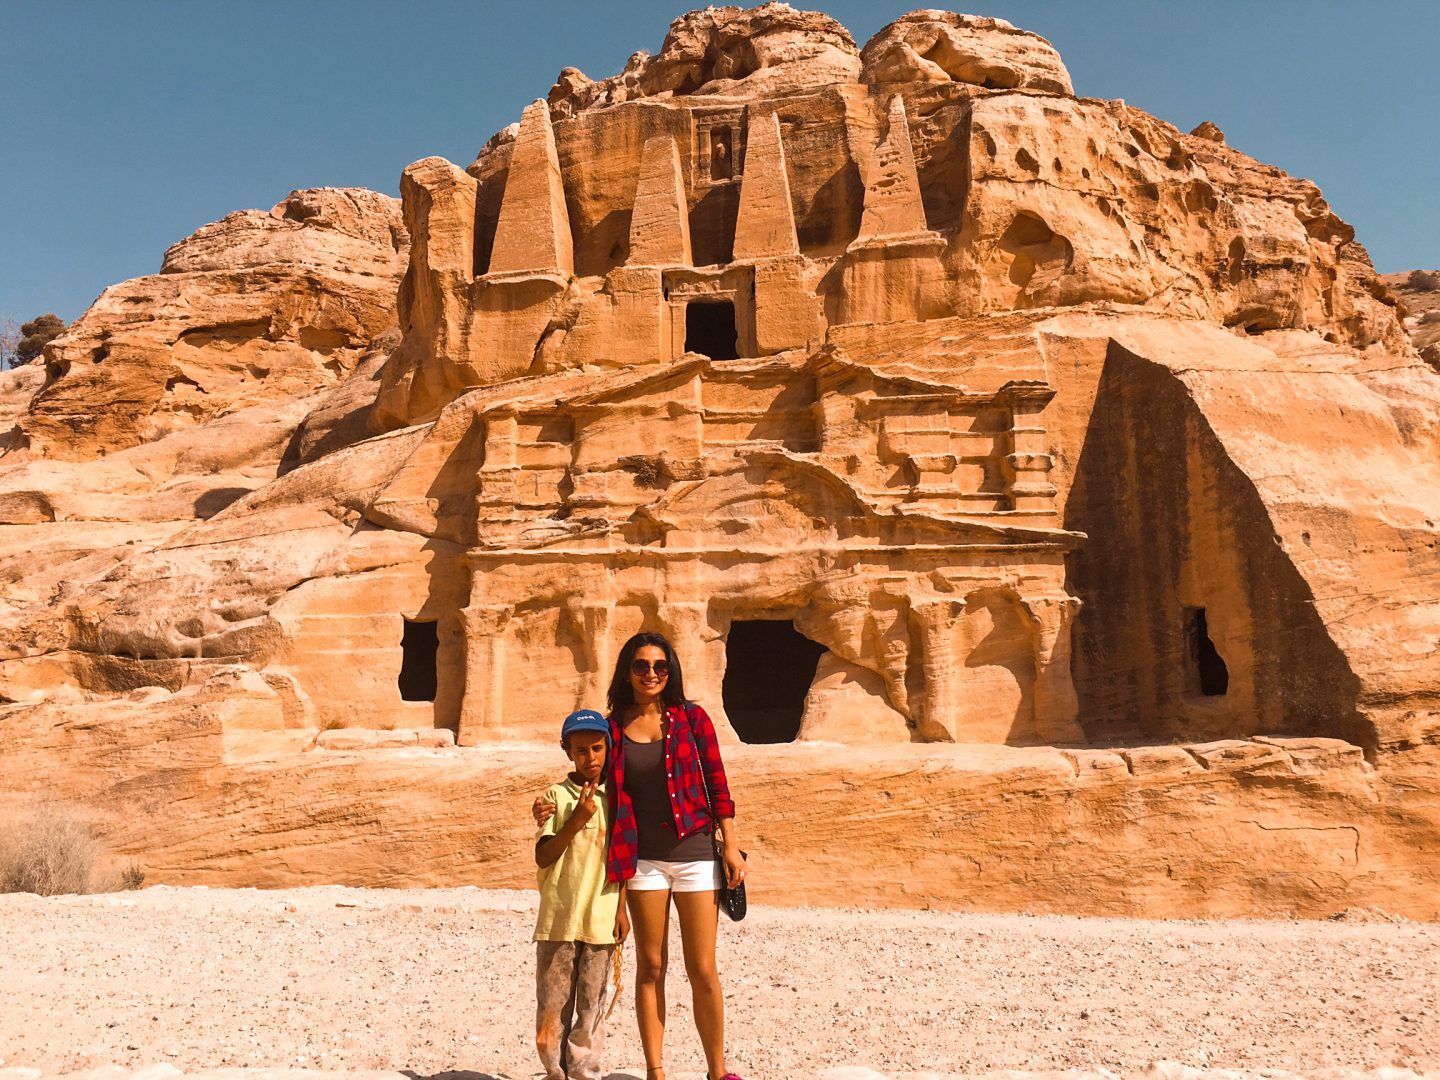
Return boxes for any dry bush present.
[622,455,666,489]
[1406,269,1440,293]
[118,861,146,890]
[0,802,99,895]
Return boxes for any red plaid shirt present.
[606,702,735,883]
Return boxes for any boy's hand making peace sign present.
[571,778,599,825]
[534,777,602,869]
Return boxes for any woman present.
[542,631,746,1080]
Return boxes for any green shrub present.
[17,313,66,365]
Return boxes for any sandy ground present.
[0,886,1436,1080]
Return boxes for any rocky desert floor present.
[1,887,1437,1080]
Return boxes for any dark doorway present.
[1187,607,1229,697]
[722,620,826,743]
[399,619,438,702]
[685,300,739,360]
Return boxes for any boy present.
[533,709,628,1080]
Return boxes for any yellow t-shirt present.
[534,776,620,945]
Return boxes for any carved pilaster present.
[911,600,960,742]
[867,596,914,723]
[477,411,520,508]
[1000,381,1058,512]
[457,603,513,746]
[1020,594,1085,743]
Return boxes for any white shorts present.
[628,858,722,893]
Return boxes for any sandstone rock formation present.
[1383,268,1440,366]
[860,10,1074,95]
[1,6,1438,919]
[20,188,407,461]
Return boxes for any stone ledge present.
[312,728,455,751]
[298,731,1380,782]
[1062,736,1368,783]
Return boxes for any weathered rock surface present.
[860,10,1073,95]
[5,696,1436,917]
[546,2,861,119]
[1,7,1438,920]
[19,188,406,461]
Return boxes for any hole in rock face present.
[709,127,735,181]
[999,211,1072,292]
[684,300,739,360]
[1184,180,1217,214]
[721,620,826,743]
[399,619,438,702]
[298,326,350,351]
[1186,607,1229,697]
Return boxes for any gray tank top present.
[623,734,715,862]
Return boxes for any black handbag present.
[686,705,747,922]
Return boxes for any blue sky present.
[2,1,1437,325]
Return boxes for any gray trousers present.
[535,939,616,1080]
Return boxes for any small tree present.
[17,313,66,366]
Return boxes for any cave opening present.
[1187,607,1229,697]
[721,619,826,743]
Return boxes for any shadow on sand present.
[403,1070,643,1080]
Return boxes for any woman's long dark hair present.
[607,631,688,715]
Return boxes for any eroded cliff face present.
[21,188,407,462]
[1,6,1438,918]
[0,188,409,708]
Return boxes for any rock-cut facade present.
[1,5,1438,918]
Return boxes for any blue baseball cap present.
[561,709,610,747]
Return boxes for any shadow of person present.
[403,1070,642,1080]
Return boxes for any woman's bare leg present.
[674,889,725,1079]
[628,888,672,1076]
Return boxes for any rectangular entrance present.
[684,300,739,361]
[399,619,438,702]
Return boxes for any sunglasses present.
[630,658,670,678]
